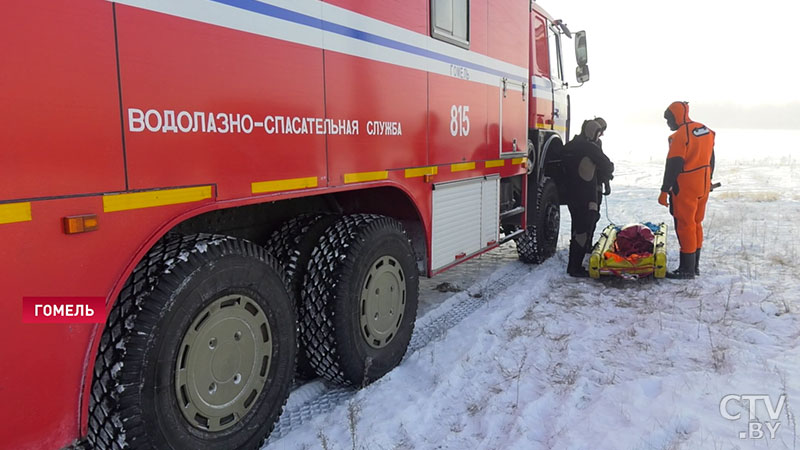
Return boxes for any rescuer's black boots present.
[567,243,590,277]
[694,248,701,276]
[568,267,590,278]
[666,252,696,279]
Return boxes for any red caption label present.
[23,297,106,323]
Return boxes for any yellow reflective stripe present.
[0,202,32,225]
[103,186,212,213]
[450,162,476,172]
[343,171,388,184]
[252,176,318,194]
[485,160,505,168]
[535,123,567,132]
[511,158,526,165]
[404,166,438,178]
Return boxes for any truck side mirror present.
[576,65,590,83]
[574,31,589,83]
[575,30,588,66]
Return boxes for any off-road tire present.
[87,234,295,450]
[265,213,339,380]
[300,214,419,386]
[516,177,560,263]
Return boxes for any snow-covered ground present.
[266,129,800,449]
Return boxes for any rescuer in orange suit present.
[658,101,716,279]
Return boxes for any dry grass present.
[600,370,619,386]
[706,326,728,373]
[506,324,526,340]
[548,362,579,389]
[506,320,545,340]
[497,351,528,408]
[768,253,792,267]
[347,399,362,450]
[717,191,780,202]
[317,429,331,450]
[466,402,482,416]
[613,297,638,308]
[521,305,538,322]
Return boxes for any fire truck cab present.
[0,1,588,448]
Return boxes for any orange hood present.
[666,101,691,126]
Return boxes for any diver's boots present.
[694,248,701,276]
[567,242,590,278]
[666,252,696,279]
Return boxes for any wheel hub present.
[209,334,242,382]
[175,295,272,432]
[360,256,406,349]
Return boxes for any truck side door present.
[529,13,554,134]
[548,23,569,142]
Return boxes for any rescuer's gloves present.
[658,192,669,207]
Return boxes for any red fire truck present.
[0,0,589,448]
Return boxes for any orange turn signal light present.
[423,174,434,183]
[63,214,99,234]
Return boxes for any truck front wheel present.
[88,234,295,450]
[516,177,560,263]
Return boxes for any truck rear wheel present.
[88,234,295,450]
[265,213,340,379]
[300,215,419,386]
[516,177,560,263]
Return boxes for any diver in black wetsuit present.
[562,119,615,277]
[593,117,612,214]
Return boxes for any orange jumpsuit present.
[661,102,715,254]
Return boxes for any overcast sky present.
[537,0,800,130]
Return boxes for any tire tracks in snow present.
[264,262,536,446]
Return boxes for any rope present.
[603,192,617,227]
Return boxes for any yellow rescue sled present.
[589,222,667,279]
